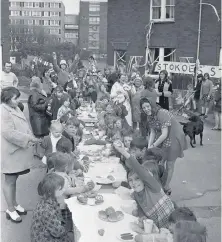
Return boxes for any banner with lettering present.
[155,61,222,78]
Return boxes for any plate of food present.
[77,193,104,206]
[96,175,116,184]
[117,233,135,241]
[98,207,124,222]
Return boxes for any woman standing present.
[200,73,214,118]
[1,87,39,223]
[28,77,51,138]
[193,74,203,111]
[155,70,173,110]
[110,73,132,127]
[140,97,187,195]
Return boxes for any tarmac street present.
[0,94,221,242]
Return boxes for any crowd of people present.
[1,53,220,242]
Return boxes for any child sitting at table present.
[56,137,89,175]
[113,141,175,229]
[51,152,93,204]
[63,117,83,150]
[57,95,74,120]
[173,221,207,242]
[31,173,78,242]
[35,121,64,165]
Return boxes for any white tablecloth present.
[65,194,137,242]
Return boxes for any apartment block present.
[9,0,65,50]
[79,0,107,57]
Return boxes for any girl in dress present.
[140,97,187,195]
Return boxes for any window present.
[28,19,33,25]
[24,2,33,8]
[44,2,50,8]
[10,2,17,7]
[39,20,44,25]
[32,11,41,17]
[150,0,175,21]
[55,3,60,8]
[33,2,39,8]
[89,32,99,41]
[55,20,60,26]
[51,3,55,8]
[89,4,100,12]
[50,11,59,17]
[114,50,127,68]
[89,17,100,24]
[89,25,100,32]
[149,47,176,72]
[44,11,49,17]
[10,10,20,16]
[65,33,76,38]
[44,20,49,26]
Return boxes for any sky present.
[62,0,80,14]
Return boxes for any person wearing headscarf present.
[154,70,173,110]
[140,97,187,195]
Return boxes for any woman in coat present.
[1,87,39,223]
[28,77,51,138]
[154,70,173,110]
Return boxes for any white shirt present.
[1,71,19,89]
[50,134,62,152]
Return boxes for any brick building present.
[79,0,107,57]
[9,0,65,51]
[107,0,221,70]
[1,0,10,64]
[64,14,79,45]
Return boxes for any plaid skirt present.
[145,190,175,228]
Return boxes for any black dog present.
[180,115,204,148]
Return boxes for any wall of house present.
[107,0,221,66]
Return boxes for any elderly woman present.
[28,77,51,138]
[200,73,214,118]
[140,97,187,195]
[110,73,132,127]
[1,87,39,223]
[155,70,173,110]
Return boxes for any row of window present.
[65,33,78,38]
[151,0,175,21]
[10,1,62,8]
[10,19,61,26]
[10,10,62,17]
[10,27,61,35]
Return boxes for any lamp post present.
[195,1,220,83]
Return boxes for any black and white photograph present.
[0,0,221,241]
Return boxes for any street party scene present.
[0,0,221,242]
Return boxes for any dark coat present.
[28,89,50,137]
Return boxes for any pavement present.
[0,91,221,242]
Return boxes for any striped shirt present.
[1,71,19,89]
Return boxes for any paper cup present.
[143,219,153,234]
